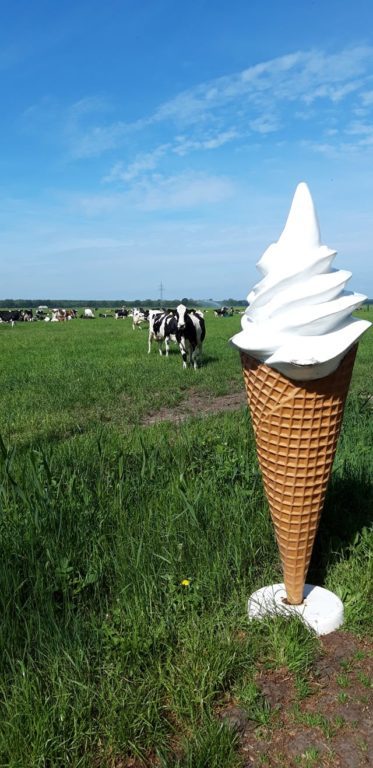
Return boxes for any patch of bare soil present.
[218,631,372,768]
[142,389,246,425]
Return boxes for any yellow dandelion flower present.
[181,579,191,586]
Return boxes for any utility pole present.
[159,281,164,307]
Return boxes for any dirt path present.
[142,389,247,425]
[219,631,372,767]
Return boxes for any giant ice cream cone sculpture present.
[241,346,356,604]
[231,183,371,611]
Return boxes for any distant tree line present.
[0,297,249,308]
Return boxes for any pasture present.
[0,309,372,767]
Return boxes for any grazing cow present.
[0,310,21,326]
[51,308,67,322]
[115,308,129,319]
[132,307,149,330]
[21,309,34,321]
[175,304,205,369]
[81,308,95,319]
[148,310,177,356]
[214,306,230,317]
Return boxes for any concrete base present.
[248,583,344,636]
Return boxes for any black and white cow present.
[115,308,129,319]
[175,304,205,369]
[214,306,233,317]
[0,309,34,325]
[51,308,69,322]
[0,310,21,326]
[21,309,34,321]
[148,310,177,356]
[132,307,149,330]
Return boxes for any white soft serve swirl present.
[231,182,371,380]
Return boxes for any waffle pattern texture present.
[241,345,357,605]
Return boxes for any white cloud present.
[249,115,280,134]
[72,193,126,217]
[173,129,239,156]
[361,90,373,105]
[151,47,373,124]
[68,171,235,215]
[133,171,235,211]
[68,121,129,159]
[103,144,170,182]
[346,120,373,136]
[103,131,239,185]
[56,45,373,160]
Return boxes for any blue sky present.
[1,0,373,301]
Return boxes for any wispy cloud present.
[71,171,235,214]
[103,130,239,184]
[345,121,373,146]
[71,193,125,217]
[172,129,239,155]
[103,144,170,182]
[249,115,280,134]
[57,45,373,161]
[134,171,235,211]
[361,89,373,105]
[151,47,373,124]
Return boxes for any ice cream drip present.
[231,182,371,380]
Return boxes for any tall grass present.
[0,310,371,765]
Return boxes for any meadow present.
[0,309,372,767]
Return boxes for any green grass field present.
[0,310,372,767]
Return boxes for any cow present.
[0,310,21,326]
[115,308,129,319]
[214,306,231,317]
[132,307,149,330]
[80,308,95,319]
[175,304,205,369]
[148,310,177,356]
[51,308,67,322]
[20,309,33,321]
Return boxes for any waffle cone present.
[241,346,357,605]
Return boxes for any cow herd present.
[1,303,208,369]
[0,307,94,324]
[0,309,33,326]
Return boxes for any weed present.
[337,673,350,688]
[293,712,337,739]
[295,676,312,699]
[356,669,371,687]
[338,691,348,704]
[295,747,320,767]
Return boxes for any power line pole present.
[159,281,164,307]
